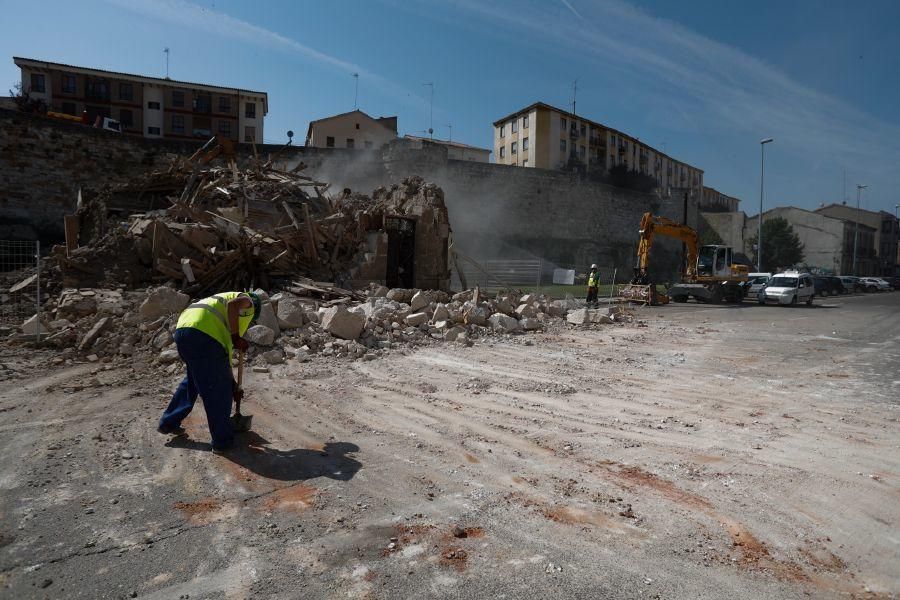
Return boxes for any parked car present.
[839,276,864,293]
[746,275,771,299]
[826,276,846,295]
[758,272,815,306]
[886,277,900,290]
[813,277,831,296]
[859,277,891,292]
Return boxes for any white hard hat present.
[591,264,598,269]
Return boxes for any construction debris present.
[48,141,451,295]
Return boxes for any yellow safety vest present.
[177,292,254,358]
[588,273,600,288]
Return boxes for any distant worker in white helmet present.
[586,264,600,307]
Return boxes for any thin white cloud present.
[455,0,899,201]
[104,0,418,107]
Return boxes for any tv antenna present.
[446,123,452,142]
[423,82,434,139]
[164,47,170,78]
[572,77,579,116]
[352,73,359,109]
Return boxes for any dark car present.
[886,277,900,290]
[826,276,846,295]
[813,277,831,296]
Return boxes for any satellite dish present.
[428,128,433,135]
[287,130,294,139]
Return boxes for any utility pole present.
[352,73,359,109]
[572,77,579,116]
[758,138,773,271]
[422,83,434,139]
[446,123,452,142]
[853,184,867,276]
[164,47,170,79]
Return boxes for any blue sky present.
[2,0,898,216]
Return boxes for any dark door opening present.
[385,216,415,288]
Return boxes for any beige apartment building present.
[700,186,740,212]
[492,102,703,196]
[815,203,900,276]
[13,57,267,143]
[305,109,397,149]
[403,135,491,162]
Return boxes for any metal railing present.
[0,240,42,340]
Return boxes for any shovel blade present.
[231,413,252,432]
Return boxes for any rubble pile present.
[16,284,630,369]
[49,148,449,295]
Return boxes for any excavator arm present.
[636,212,699,280]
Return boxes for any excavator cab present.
[697,245,734,278]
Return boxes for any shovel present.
[231,348,253,432]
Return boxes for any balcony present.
[193,95,212,114]
[589,137,604,147]
[569,127,580,140]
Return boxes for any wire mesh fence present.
[0,240,41,339]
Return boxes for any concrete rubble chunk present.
[152,329,173,349]
[138,287,190,321]
[516,303,537,319]
[261,348,285,364]
[489,313,521,333]
[257,302,281,336]
[373,286,389,298]
[404,312,429,327]
[276,296,306,329]
[463,303,491,326]
[57,290,98,319]
[322,305,366,340]
[519,294,536,304]
[244,324,276,346]
[432,303,450,322]
[409,291,430,312]
[566,309,589,325]
[546,304,567,318]
[520,317,541,330]
[21,314,48,336]
[78,317,111,351]
[444,325,467,342]
[158,348,180,364]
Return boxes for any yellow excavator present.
[630,212,749,304]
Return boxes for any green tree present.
[746,217,804,272]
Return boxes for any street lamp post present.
[853,184,867,276]
[758,138,773,271]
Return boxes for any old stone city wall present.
[0,108,697,281]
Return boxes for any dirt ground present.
[1,293,898,599]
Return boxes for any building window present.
[511,141,518,155]
[499,146,506,158]
[245,102,256,118]
[523,114,529,128]
[147,101,161,110]
[194,94,211,114]
[326,136,335,148]
[580,124,586,137]
[560,139,566,153]
[218,120,231,137]
[218,96,231,113]
[522,137,529,151]
[119,83,133,101]
[85,77,110,101]
[244,126,256,143]
[355,123,360,129]
[172,91,185,108]
[579,145,586,159]
[61,102,77,116]
[148,126,161,135]
[61,74,76,94]
[364,140,373,149]
[500,125,505,138]
[346,138,355,148]
[30,73,45,93]
[561,117,567,129]
[119,109,133,128]
[171,115,185,134]
[511,120,518,133]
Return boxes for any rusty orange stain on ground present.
[261,484,317,513]
[173,498,222,524]
[464,453,479,464]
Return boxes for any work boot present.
[157,423,185,435]
[211,442,234,455]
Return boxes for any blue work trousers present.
[159,327,234,449]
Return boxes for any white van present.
[757,271,814,306]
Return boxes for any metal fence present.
[0,240,41,339]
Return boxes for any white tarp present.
[552,268,575,285]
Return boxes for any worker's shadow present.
[166,432,361,482]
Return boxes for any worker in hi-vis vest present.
[586,264,600,307]
[158,291,262,452]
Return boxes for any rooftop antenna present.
[423,82,434,139]
[572,77,579,116]
[446,123,452,142]
[164,47,170,79]
[352,73,359,109]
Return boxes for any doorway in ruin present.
[385,216,416,288]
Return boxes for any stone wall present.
[1,109,697,281]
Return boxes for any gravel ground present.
[0,292,897,599]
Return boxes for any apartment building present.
[492,102,703,196]
[403,135,491,162]
[815,203,900,276]
[13,57,267,143]
[700,186,740,212]
[305,109,397,149]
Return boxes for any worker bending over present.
[586,264,600,307]
[158,291,261,452]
